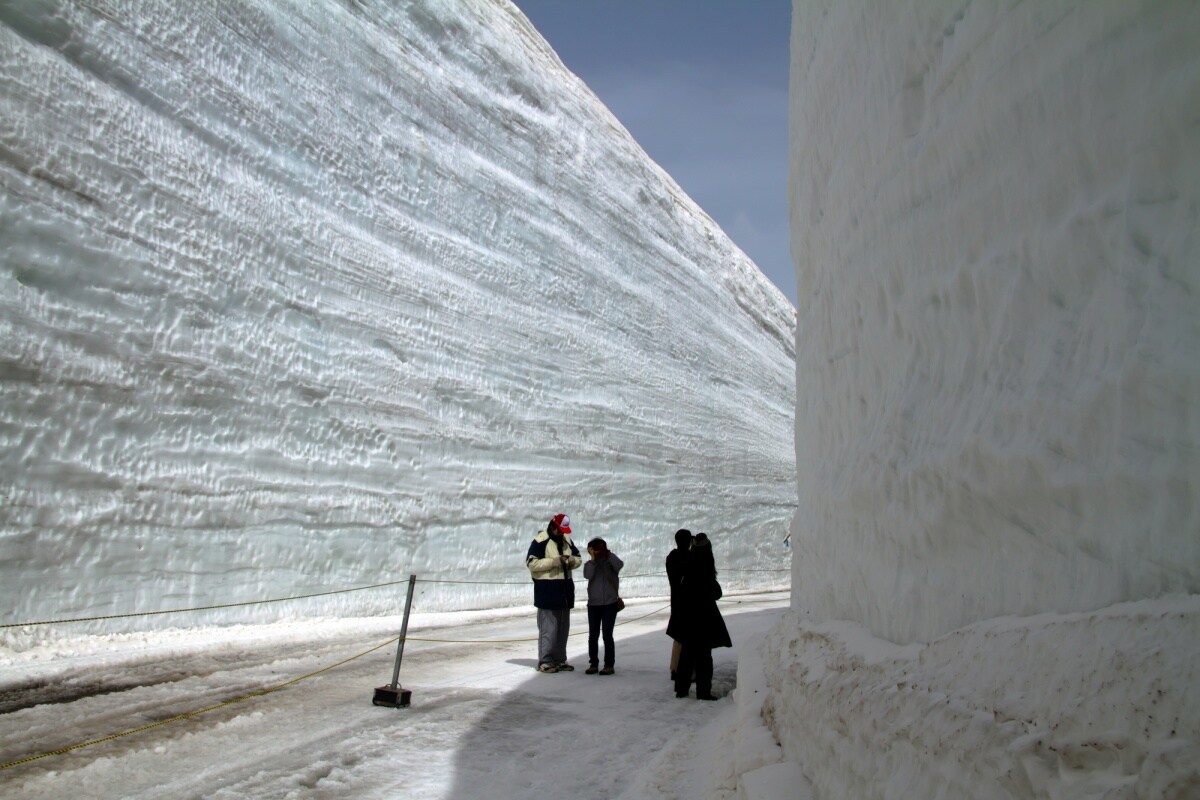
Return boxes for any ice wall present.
[789,0,1199,644]
[0,0,795,628]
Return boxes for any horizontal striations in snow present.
[0,0,795,628]
[788,0,1199,644]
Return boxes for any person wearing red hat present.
[525,513,582,673]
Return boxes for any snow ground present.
[0,591,791,799]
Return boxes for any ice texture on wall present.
[0,0,795,628]
[789,0,1199,644]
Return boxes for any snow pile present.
[760,599,1199,797]
[725,633,814,800]
[0,0,795,630]
[772,0,1200,794]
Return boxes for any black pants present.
[588,603,619,668]
[674,641,713,697]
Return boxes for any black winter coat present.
[665,547,686,616]
[665,550,732,649]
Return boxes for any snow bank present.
[788,0,1199,645]
[760,600,1199,798]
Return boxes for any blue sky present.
[514,0,796,306]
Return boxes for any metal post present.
[372,574,417,707]
[389,574,417,688]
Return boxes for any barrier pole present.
[372,574,417,707]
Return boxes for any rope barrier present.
[2,568,785,629]
[400,602,672,643]
[418,573,661,585]
[0,578,418,629]
[0,583,788,772]
[720,569,791,573]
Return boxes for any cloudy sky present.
[514,0,796,306]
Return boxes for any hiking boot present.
[599,666,614,675]
[585,665,599,674]
[537,663,559,673]
[556,663,575,671]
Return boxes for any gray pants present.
[537,607,571,666]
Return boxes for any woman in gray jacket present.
[583,538,624,675]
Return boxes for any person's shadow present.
[505,658,540,669]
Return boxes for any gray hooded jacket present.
[583,554,624,607]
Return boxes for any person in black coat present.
[665,528,692,679]
[665,532,732,700]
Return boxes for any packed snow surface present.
[0,0,796,631]
[0,592,794,798]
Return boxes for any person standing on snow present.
[526,513,582,673]
[667,532,731,700]
[665,528,692,680]
[583,537,624,675]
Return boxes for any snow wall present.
[788,0,1199,645]
[0,0,796,630]
[759,1,1200,796]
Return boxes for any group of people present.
[524,513,731,699]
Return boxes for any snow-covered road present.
[1,591,788,798]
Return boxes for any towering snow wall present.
[0,0,795,628]
[789,0,1199,644]
[757,3,1200,795]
